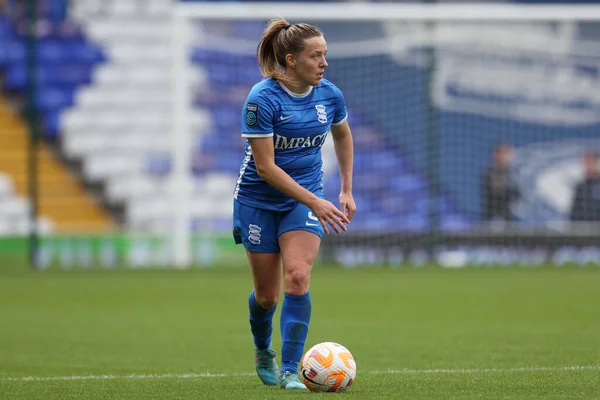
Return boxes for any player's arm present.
[251,137,319,207]
[331,120,357,220]
[250,137,349,234]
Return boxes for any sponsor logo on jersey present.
[274,131,328,150]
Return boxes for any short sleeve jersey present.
[233,77,348,211]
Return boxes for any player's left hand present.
[339,191,356,221]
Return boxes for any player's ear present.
[285,53,296,69]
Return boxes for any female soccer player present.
[233,18,356,390]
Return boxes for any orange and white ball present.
[300,342,356,392]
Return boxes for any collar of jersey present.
[277,81,313,98]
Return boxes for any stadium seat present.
[106,176,165,203]
[0,172,14,199]
[390,174,427,194]
[0,11,105,135]
[127,197,172,227]
[355,150,405,171]
[0,197,29,219]
[36,87,74,111]
[62,133,106,158]
[87,20,170,42]
[197,173,237,197]
[441,214,472,232]
[83,153,146,182]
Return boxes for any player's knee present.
[284,265,311,294]
[255,292,279,309]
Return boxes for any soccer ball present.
[300,342,356,392]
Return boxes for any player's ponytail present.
[257,18,289,79]
[257,18,323,81]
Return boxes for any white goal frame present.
[170,2,600,267]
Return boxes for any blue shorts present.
[233,199,324,253]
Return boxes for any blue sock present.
[280,291,312,374]
[248,290,276,350]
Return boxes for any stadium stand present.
[8,0,469,234]
[0,0,112,234]
[62,0,197,233]
[4,0,597,236]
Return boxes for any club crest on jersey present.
[246,103,258,126]
[315,104,327,124]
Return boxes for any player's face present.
[294,36,328,87]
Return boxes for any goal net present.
[170,2,600,268]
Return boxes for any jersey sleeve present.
[331,85,348,126]
[241,91,275,138]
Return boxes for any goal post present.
[171,2,600,268]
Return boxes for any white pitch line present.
[2,365,599,382]
[370,365,600,375]
[0,372,254,382]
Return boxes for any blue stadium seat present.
[201,134,239,152]
[0,18,10,39]
[0,40,23,67]
[62,41,106,64]
[354,150,405,171]
[214,151,244,173]
[191,49,256,68]
[413,197,455,216]
[207,106,242,132]
[0,39,8,67]
[390,174,427,195]
[36,87,73,111]
[400,214,428,232]
[231,21,266,38]
[0,11,105,136]
[44,110,61,136]
[441,214,472,232]
[5,64,92,90]
[193,85,247,107]
[204,63,262,86]
[146,156,172,177]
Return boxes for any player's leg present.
[276,203,324,390]
[246,250,281,385]
[233,200,282,386]
[247,250,281,347]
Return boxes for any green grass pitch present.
[1,264,599,399]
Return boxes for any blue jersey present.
[234,78,348,211]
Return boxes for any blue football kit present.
[233,77,348,253]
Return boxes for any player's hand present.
[310,198,350,234]
[339,191,356,221]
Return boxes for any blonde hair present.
[256,18,323,81]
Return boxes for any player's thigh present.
[245,250,281,305]
[278,230,320,293]
[278,202,323,291]
[233,200,282,300]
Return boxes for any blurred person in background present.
[482,143,521,222]
[570,151,600,222]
